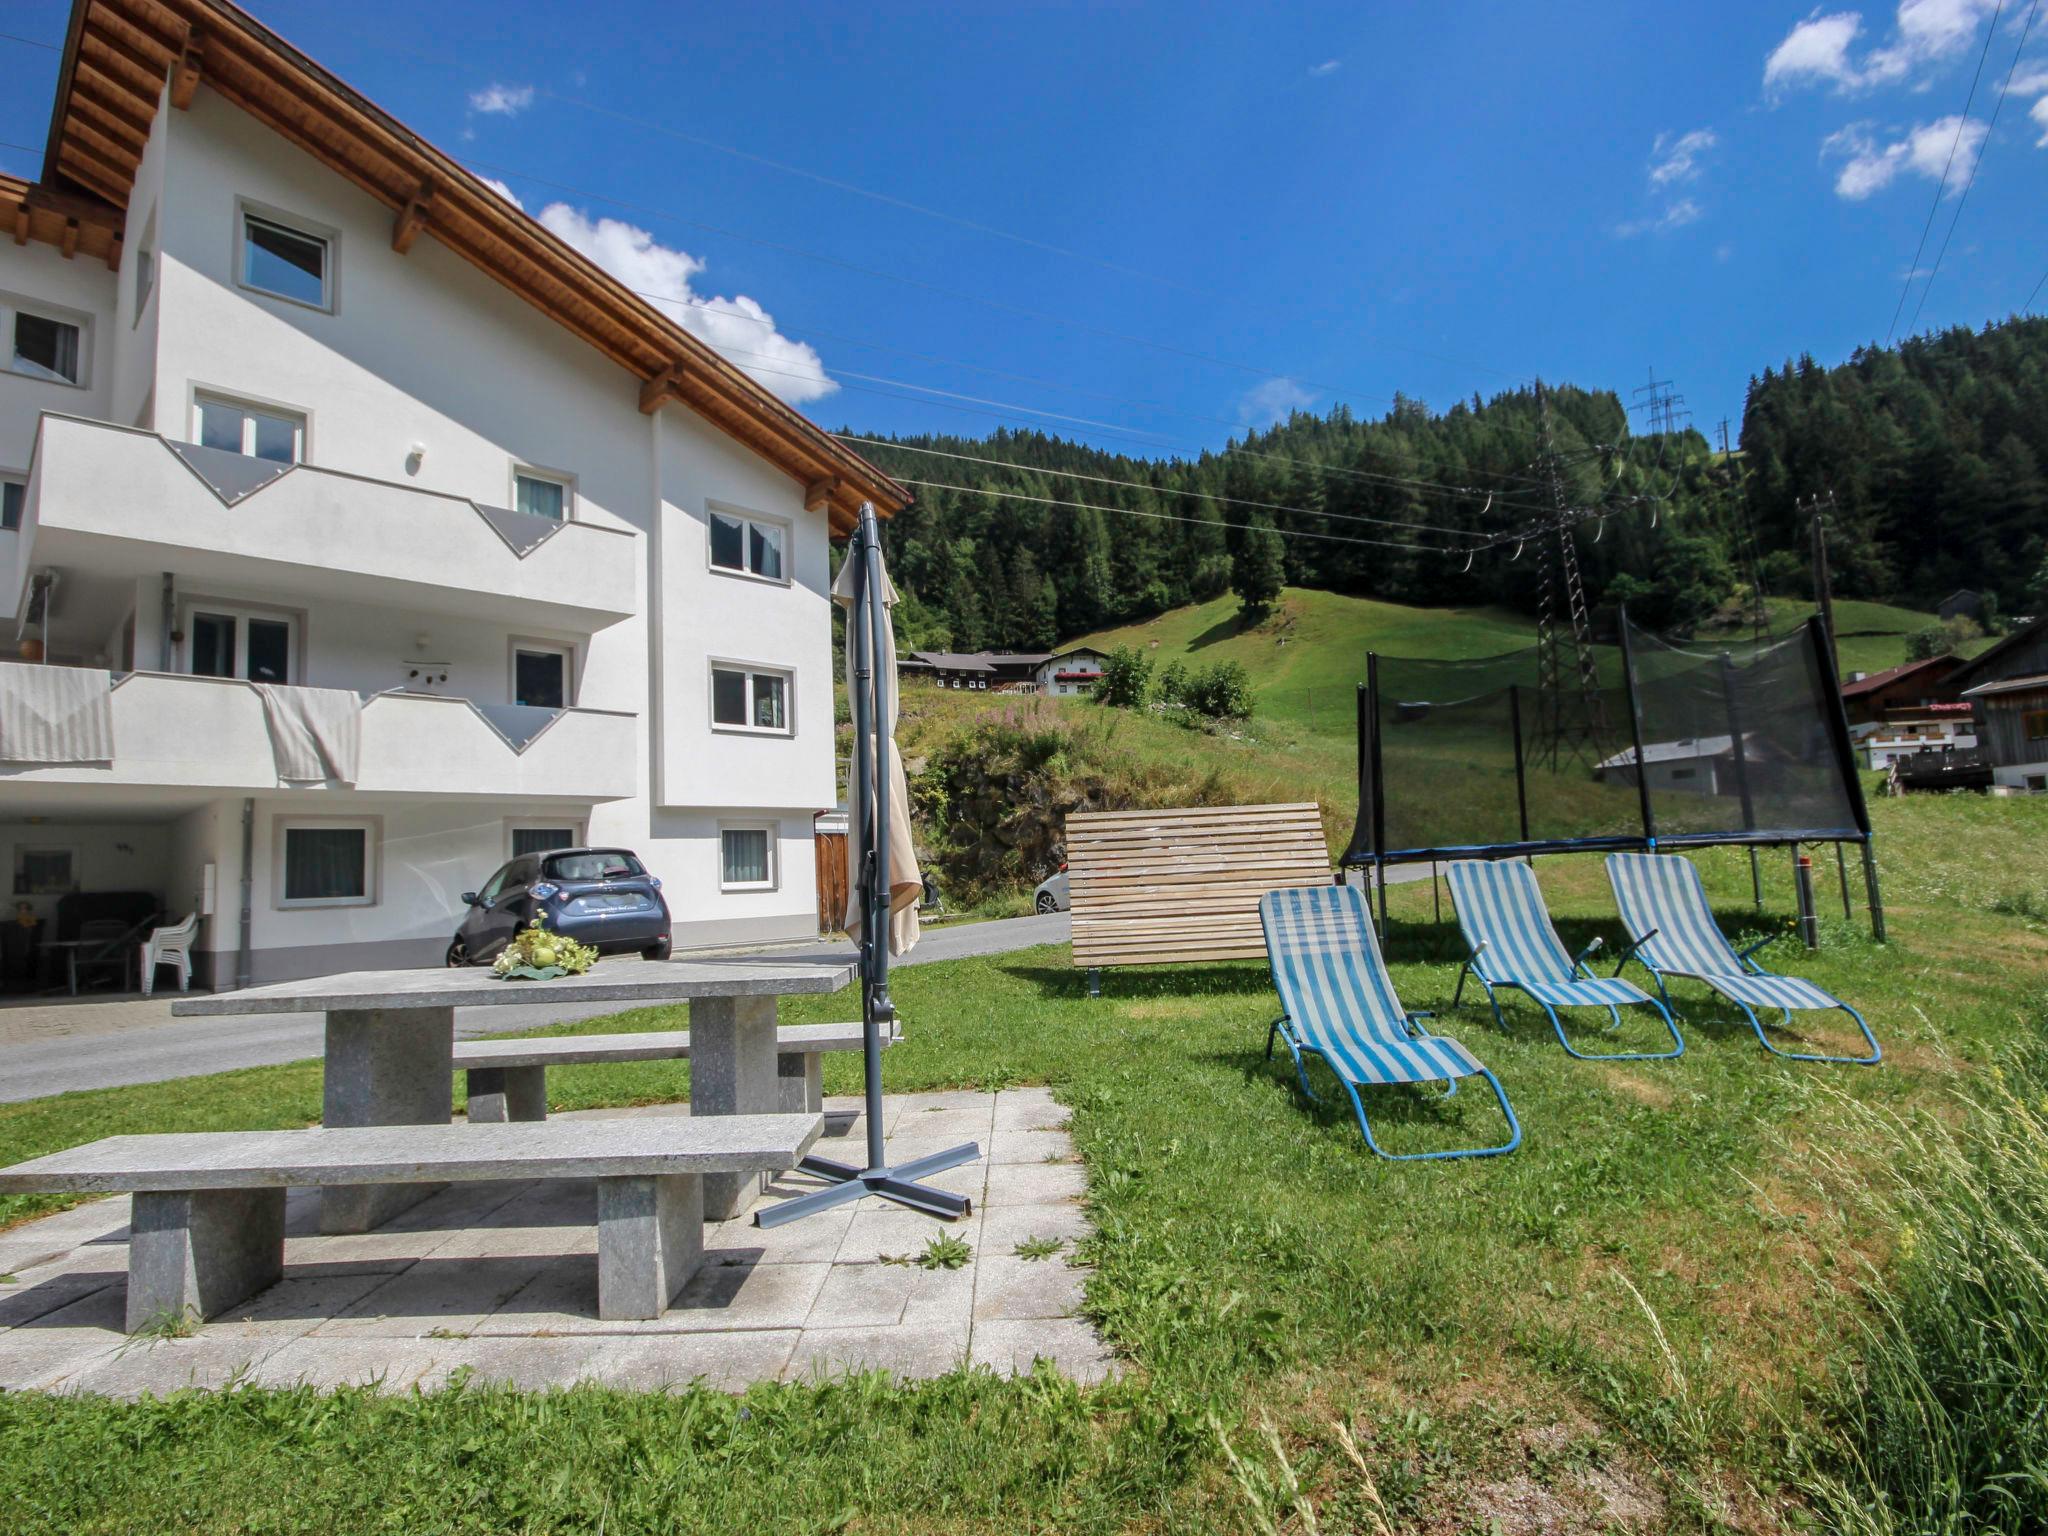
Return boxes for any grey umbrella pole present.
[758,503,979,1228]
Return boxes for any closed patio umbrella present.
[756,502,979,1228]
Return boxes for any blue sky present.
[3,0,2045,457]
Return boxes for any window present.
[710,665,791,733]
[241,211,330,309]
[510,825,580,858]
[185,605,296,684]
[1,478,22,533]
[514,468,571,522]
[546,850,645,881]
[512,643,572,709]
[2028,774,2048,793]
[133,210,156,318]
[12,845,76,896]
[196,395,303,464]
[277,820,374,907]
[708,508,787,581]
[2025,710,2048,743]
[719,825,776,891]
[12,309,80,385]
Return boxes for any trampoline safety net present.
[1343,614,1869,866]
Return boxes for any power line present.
[2025,263,2048,313]
[836,436,1504,538]
[0,31,59,51]
[885,475,1473,555]
[1884,0,2003,345]
[1905,0,2042,337]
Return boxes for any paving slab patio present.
[0,1087,1114,1396]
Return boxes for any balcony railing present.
[1,668,638,802]
[14,414,638,632]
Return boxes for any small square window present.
[12,311,80,385]
[279,822,372,907]
[710,665,792,734]
[1,479,22,533]
[242,213,329,308]
[12,845,75,896]
[511,826,579,857]
[719,826,776,891]
[196,396,303,463]
[515,470,569,521]
[708,508,789,581]
[513,645,569,709]
[2025,710,2048,743]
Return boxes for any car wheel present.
[445,939,471,968]
[1035,892,1059,914]
[641,937,672,962]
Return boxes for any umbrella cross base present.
[754,1142,980,1228]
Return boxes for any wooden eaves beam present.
[639,364,686,415]
[391,180,432,253]
[169,24,204,109]
[804,477,839,513]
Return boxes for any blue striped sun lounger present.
[1604,852,1880,1066]
[1443,859,1683,1062]
[1259,884,1521,1160]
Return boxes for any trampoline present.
[1341,613,1884,938]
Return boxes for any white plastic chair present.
[139,912,198,996]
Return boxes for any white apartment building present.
[0,0,907,987]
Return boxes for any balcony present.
[13,414,637,633]
[0,670,638,802]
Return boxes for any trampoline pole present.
[1835,841,1852,920]
[1431,861,1440,925]
[1749,848,1762,910]
[1862,837,1887,944]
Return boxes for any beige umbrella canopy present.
[830,550,920,957]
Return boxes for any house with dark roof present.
[1948,622,2048,791]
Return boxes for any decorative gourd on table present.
[491,917,599,981]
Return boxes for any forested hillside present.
[857,316,2048,651]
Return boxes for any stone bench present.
[0,1113,820,1332]
[456,1020,899,1124]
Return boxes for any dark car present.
[446,846,671,966]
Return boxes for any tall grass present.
[1804,1046,2048,1535]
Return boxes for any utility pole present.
[1802,490,1839,673]
[1717,417,1732,457]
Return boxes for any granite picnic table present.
[171,956,858,1231]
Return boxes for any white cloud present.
[1236,377,1315,427]
[1765,1,2002,94]
[1649,127,1717,186]
[2010,67,2048,95]
[534,204,836,405]
[1307,59,1341,77]
[1823,114,1986,197]
[468,83,535,117]
[477,176,522,209]
[2034,93,2048,146]
[1615,198,1704,237]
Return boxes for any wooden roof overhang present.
[35,0,906,535]
[1,171,125,267]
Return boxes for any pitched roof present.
[24,0,906,535]
[1947,619,2048,694]
[1839,654,1959,699]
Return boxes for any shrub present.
[1905,615,1983,662]
[1095,646,1152,709]
[1156,660,1190,709]
[1183,661,1254,721]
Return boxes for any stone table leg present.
[596,1173,703,1320]
[321,1006,454,1234]
[465,1065,548,1123]
[688,993,778,1219]
[127,1187,287,1333]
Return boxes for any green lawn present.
[4,793,2046,1532]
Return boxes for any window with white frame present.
[719,824,777,891]
[276,819,375,907]
[240,210,331,310]
[1,476,22,533]
[511,641,572,709]
[514,467,572,522]
[10,306,81,385]
[710,664,791,733]
[195,394,304,464]
[510,823,581,858]
[184,603,296,684]
[708,508,787,581]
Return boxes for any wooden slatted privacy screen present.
[1065,803,1332,971]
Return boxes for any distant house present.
[899,650,1051,691]
[1948,621,2048,791]
[1035,647,1109,697]
[1937,589,1989,625]
[1594,736,1753,797]
[1838,654,1966,727]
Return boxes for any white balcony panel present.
[21,415,637,632]
[0,672,637,802]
